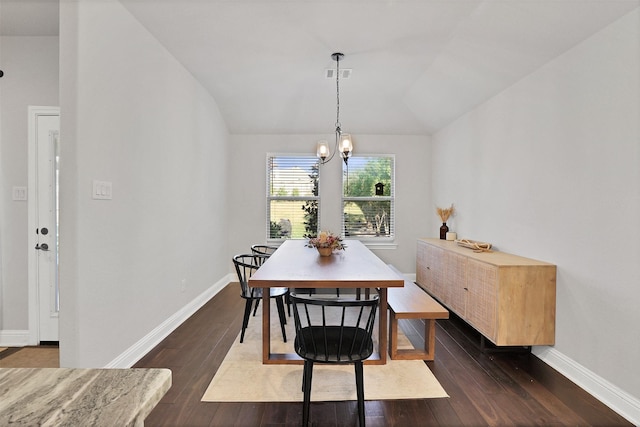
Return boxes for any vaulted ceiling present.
[2,0,638,135]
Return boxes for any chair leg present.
[302,360,314,427]
[355,361,366,427]
[240,299,253,343]
[275,296,287,342]
[252,298,260,316]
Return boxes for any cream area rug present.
[202,300,448,402]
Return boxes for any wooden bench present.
[386,265,449,361]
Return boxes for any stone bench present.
[386,264,449,361]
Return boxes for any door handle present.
[35,243,50,251]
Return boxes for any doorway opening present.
[27,106,60,345]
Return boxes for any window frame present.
[341,154,396,243]
[266,153,320,242]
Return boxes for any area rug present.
[202,301,448,402]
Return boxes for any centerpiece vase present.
[317,247,333,257]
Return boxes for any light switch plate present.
[12,186,27,201]
[92,180,113,200]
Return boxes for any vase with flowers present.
[436,204,455,240]
[306,231,346,256]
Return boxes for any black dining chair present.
[289,292,379,427]
[250,244,279,257]
[232,254,288,343]
[251,243,299,316]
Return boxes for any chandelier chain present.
[317,52,352,166]
[335,54,341,132]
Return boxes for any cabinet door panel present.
[417,242,444,298]
[416,241,431,293]
[444,251,466,314]
[466,259,497,340]
[429,245,445,298]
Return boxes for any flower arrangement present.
[306,231,346,251]
[436,204,455,223]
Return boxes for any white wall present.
[58,0,229,367]
[0,36,59,334]
[227,134,431,273]
[431,8,640,420]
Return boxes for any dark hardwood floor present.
[134,283,631,426]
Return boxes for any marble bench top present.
[0,367,171,426]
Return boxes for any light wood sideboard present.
[416,238,556,346]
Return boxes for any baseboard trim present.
[105,274,234,369]
[0,330,30,347]
[533,346,640,425]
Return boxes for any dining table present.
[249,239,404,365]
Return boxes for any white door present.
[28,106,60,344]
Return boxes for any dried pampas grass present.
[436,204,455,222]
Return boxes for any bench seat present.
[387,265,449,361]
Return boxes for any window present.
[342,155,394,240]
[267,155,319,240]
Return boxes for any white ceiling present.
[2,0,638,135]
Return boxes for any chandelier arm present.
[320,130,340,165]
[318,132,341,164]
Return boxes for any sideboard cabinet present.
[416,238,556,346]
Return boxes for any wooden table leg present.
[262,290,270,364]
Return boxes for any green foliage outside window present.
[270,221,285,239]
[302,163,319,238]
[343,157,393,238]
[268,156,319,240]
[344,157,392,197]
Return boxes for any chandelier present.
[317,52,353,165]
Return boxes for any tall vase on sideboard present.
[439,223,449,240]
[436,204,455,240]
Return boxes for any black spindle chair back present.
[289,292,379,426]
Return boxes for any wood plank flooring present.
[134,283,632,426]
[0,346,59,368]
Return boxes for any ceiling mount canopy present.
[317,52,353,165]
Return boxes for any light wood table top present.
[250,239,404,364]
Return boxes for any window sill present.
[361,242,398,250]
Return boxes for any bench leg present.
[424,319,436,360]
[389,312,399,359]
[388,316,438,361]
